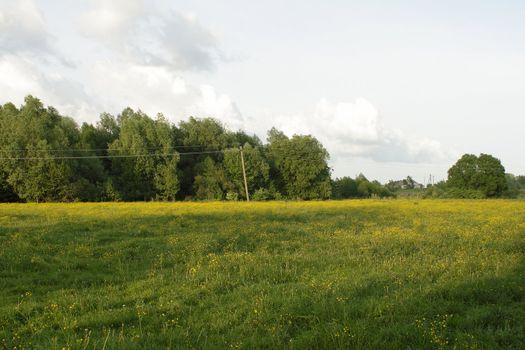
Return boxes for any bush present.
[226,191,239,201]
[103,179,122,202]
[443,188,486,199]
[252,188,270,201]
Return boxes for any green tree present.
[517,175,525,187]
[193,157,226,200]
[447,153,507,197]
[0,170,18,202]
[226,131,263,149]
[357,181,370,198]
[1,96,340,203]
[176,117,229,199]
[332,177,358,199]
[223,143,270,199]
[74,123,108,200]
[109,109,179,201]
[0,96,94,202]
[266,129,331,199]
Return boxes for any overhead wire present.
[0,147,331,161]
[0,144,229,153]
[0,150,231,161]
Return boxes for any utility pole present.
[239,146,250,202]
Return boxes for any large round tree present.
[447,153,507,197]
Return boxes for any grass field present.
[0,200,524,349]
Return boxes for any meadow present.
[0,200,523,349]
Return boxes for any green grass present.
[0,200,524,349]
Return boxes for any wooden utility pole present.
[239,146,250,201]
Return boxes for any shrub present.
[252,188,270,201]
[226,191,239,201]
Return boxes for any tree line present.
[377,153,523,199]
[1,96,341,202]
[423,153,524,199]
[4,96,515,203]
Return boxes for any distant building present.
[387,176,424,190]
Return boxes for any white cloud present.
[187,85,244,130]
[80,61,239,126]
[86,61,189,117]
[0,0,63,63]
[0,55,243,130]
[79,0,220,71]
[0,55,97,120]
[319,98,380,143]
[0,0,45,30]
[78,0,146,41]
[269,98,456,163]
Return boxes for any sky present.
[1,0,524,183]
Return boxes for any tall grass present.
[0,200,524,349]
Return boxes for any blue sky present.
[1,0,524,182]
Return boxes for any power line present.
[0,142,331,153]
[0,150,231,161]
[0,144,231,153]
[0,143,334,162]
[0,150,331,162]
[0,146,331,157]
[0,144,329,153]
